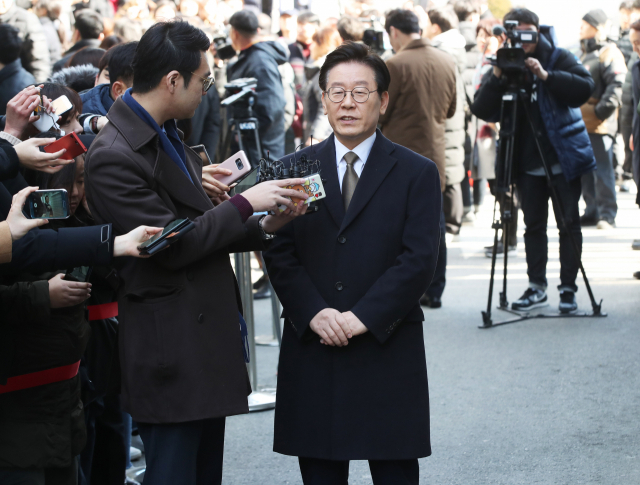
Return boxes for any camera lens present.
[236,159,244,170]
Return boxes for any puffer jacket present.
[0,271,89,469]
[80,82,115,117]
[432,28,467,186]
[226,40,288,164]
[580,37,627,136]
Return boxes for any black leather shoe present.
[580,215,598,226]
[253,284,272,300]
[420,294,442,308]
[253,274,268,290]
[634,271,640,280]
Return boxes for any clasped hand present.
[309,309,368,347]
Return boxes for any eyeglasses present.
[190,72,216,93]
[325,87,378,103]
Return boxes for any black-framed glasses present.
[191,72,216,93]
[325,87,378,103]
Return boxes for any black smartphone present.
[191,144,212,165]
[230,166,259,196]
[137,219,192,252]
[26,189,70,219]
[64,266,92,283]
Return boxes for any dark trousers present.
[79,395,127,485]
[582,133,617,222]
[298,457,419,485]
[138,418,225,485]
[0,460,77,485]
[426,209,446,298]
[443,183,463,234]
[516,172,582,292]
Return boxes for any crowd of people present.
[0,0,639,484]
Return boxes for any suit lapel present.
[340,132,397,233]
[314,135,345,228]
[154,148,213,214]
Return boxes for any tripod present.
[481,82,607,328]
[220,94,262,165]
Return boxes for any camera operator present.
[226,9,289,164]
[84,20,308,485]
[471,8,596,314]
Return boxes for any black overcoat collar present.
[107,97,213,214]
[315,129,398,232]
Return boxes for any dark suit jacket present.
[264,131,441,460]
[84,97,267,423]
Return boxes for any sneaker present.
[632,240,640,251]
[462,211,476,223]
[511,288,548,311]
[634,271,640,280]
[558,290,578,314]
[580,215,598,226]
[484,242,517,258]
[596,219,615,230]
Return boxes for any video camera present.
[492,20,538,74]
[213,36,236,61]
[360,16,387,55]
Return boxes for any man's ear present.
[166,70,180,93]
[111,80,127,99]
[321,91,328,115]
[98,32,105,41]
[379,91,389,116]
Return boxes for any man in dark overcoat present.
[83,21,307,485]
[264,42,442,485]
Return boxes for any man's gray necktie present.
[342,151,359,210]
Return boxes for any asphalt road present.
[131,188,640,484]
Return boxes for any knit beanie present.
[582,9,608,29]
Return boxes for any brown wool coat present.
[84,98,267,423]
[379,38,457,192]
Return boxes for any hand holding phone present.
[43,132,87,160]
[212,151,251,185]
[137,219,195,256]
[33,95,72,133]
[25,189,70,219]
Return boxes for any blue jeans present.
[582,134,618,222]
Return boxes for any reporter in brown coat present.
[84,21,307,485]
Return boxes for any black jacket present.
[226,41,288,165]
[0,59,36,116]
[52,38,102,73]
[264,132,441,460]
[188,85,221,162]
[631,60,640,205]
[472,31,594,177]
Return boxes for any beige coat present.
[379,38,457,192]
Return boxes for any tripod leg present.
[483,197,502,327]
[518,92,602,314]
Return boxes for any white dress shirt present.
[334,132,377,192]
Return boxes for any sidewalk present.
[156,189,640,484]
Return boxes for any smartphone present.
[32,94,73,133]
[64,266,92,283]
[213,151,251,185]
[137,218,191,251]
[191,144,212,165]
[43,132,87,160]
[230,166,259,196]
[26,189,70,219]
